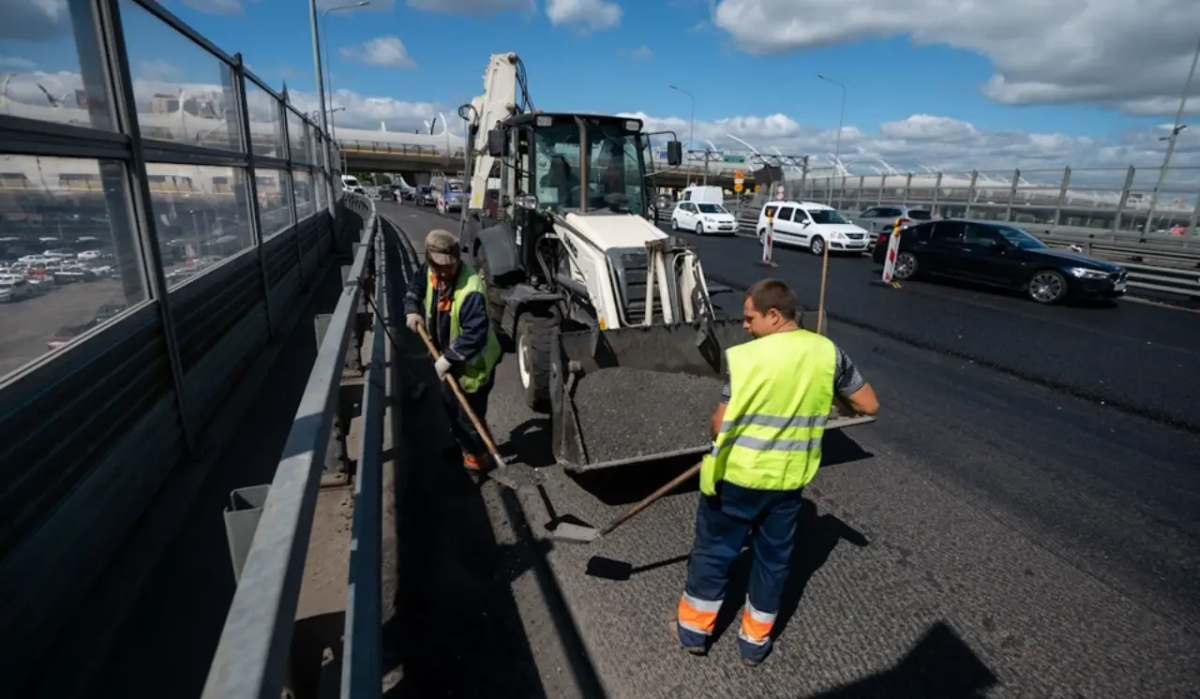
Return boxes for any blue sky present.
[3,0,1198,176]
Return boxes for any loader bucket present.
[548,318,874,473]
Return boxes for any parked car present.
[756,201,871,255]
[856,205,933,235]
[871,218,1127,304]
[415,185,436,206]
[671,201,739,235]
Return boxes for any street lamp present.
[323,1,370,141]
[816,74,846,206]
[1144,37,1199,236]
[669,84,697,182]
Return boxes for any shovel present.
[548,461,702,544]
[414,323,521,491]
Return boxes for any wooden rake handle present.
[414,323,503,466]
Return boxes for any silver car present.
[856,205,933,234]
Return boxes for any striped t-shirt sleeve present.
[719,343,866,403]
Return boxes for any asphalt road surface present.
[383,201,1200,698]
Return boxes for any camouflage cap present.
[425,229,461,267]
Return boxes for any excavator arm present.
[461,53,525,211]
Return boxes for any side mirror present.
[666,141,683,167]
[486,129,507,157]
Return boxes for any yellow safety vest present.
[700,329,837,496]
[425,263,502,393]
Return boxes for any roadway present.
[381,200,1200,698]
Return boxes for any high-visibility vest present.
[700,329,837,496]
[425,263,502,393]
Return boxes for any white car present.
[756,201,871,255]
[671,201,739,235]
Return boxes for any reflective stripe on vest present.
[700,330,836,495]
[425,263,502,393]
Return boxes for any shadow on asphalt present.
[804,621,999,698]
[380,220,606,699]
[709,500,870,648]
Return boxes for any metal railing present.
[0,1,347,694]
[203,192,392,699]
[339,139,465,160]
[654,205,1200,300]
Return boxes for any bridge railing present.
[201,192,394,698]
[339,139,466,160]
[0,1,345,694]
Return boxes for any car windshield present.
[532,118,645,215]
[447,182,464,192]
[344,178,359,187]
[697,203,727,214]
[419,186,431,193]
[993,224,1047,250]
[807,209,851,225]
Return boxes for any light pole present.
[817,74,846,206]
[1144,37,1199,236]
[669,84,695,183]
[323,1,370,142]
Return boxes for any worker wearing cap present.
[404,229,502,471]
[676,278,879,667]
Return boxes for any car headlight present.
[1068,267,1110,280]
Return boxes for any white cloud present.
[339,36,418,70]
[711,0,1200,117]
[406,0,533,14]
[546,0,621,32]
[177,0,258,15]
[630,45,653,61]
[621,110,1200,189]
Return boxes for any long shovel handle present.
[415,323,504,466]
[598,461,703,537]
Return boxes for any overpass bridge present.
[3,3,1200,699]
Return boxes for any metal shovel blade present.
[547,521,600,544]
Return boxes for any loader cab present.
[487,113,681,219]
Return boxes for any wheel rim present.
[813,238,824,254]
[517,331,531,388]
[1030,272,1063,302]
[895,253,915,279]
[696,224,703,235]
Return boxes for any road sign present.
[775,185,785,201]
[754,184,761,192]
[734,182,744,193]
[734,169,744,183]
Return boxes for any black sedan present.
[872,219,1127,304]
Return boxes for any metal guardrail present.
[653,205,1200,300]
[202,192,391,699]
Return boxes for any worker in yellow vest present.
[677,278,879,667]
[404,229,502,471]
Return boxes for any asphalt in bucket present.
[572,367,722,465]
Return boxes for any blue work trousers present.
[677,482,801,663]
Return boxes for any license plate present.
[1115,281,1127,292]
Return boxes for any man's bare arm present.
[710,402,727,440]
[840,383,879,417]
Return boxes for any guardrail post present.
[1112,166,1136,235]
[233,53,276,337]
[1053,167,1071,231]
[877,174,887,205]
[964,170,979,218]
[930,172,943,217]
[1005,169,1020,222]
[902,173,913,207]
[99,0,195,451]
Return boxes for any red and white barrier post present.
[761,210,775,266]
[880,219,904,283]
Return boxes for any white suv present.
[756,201,870,255]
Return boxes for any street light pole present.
[817,74,846,206]
[1144,36,1199,236]
[323,1,370,143]
[669,84,695,184]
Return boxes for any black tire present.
[893,251,918,280]
[473,243,507,331]
[809,235,825,256]
[695,222,704,235]
[1027,269,1068,304]
[515,308,558,412]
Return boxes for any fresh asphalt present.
[381,201,1200,698]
